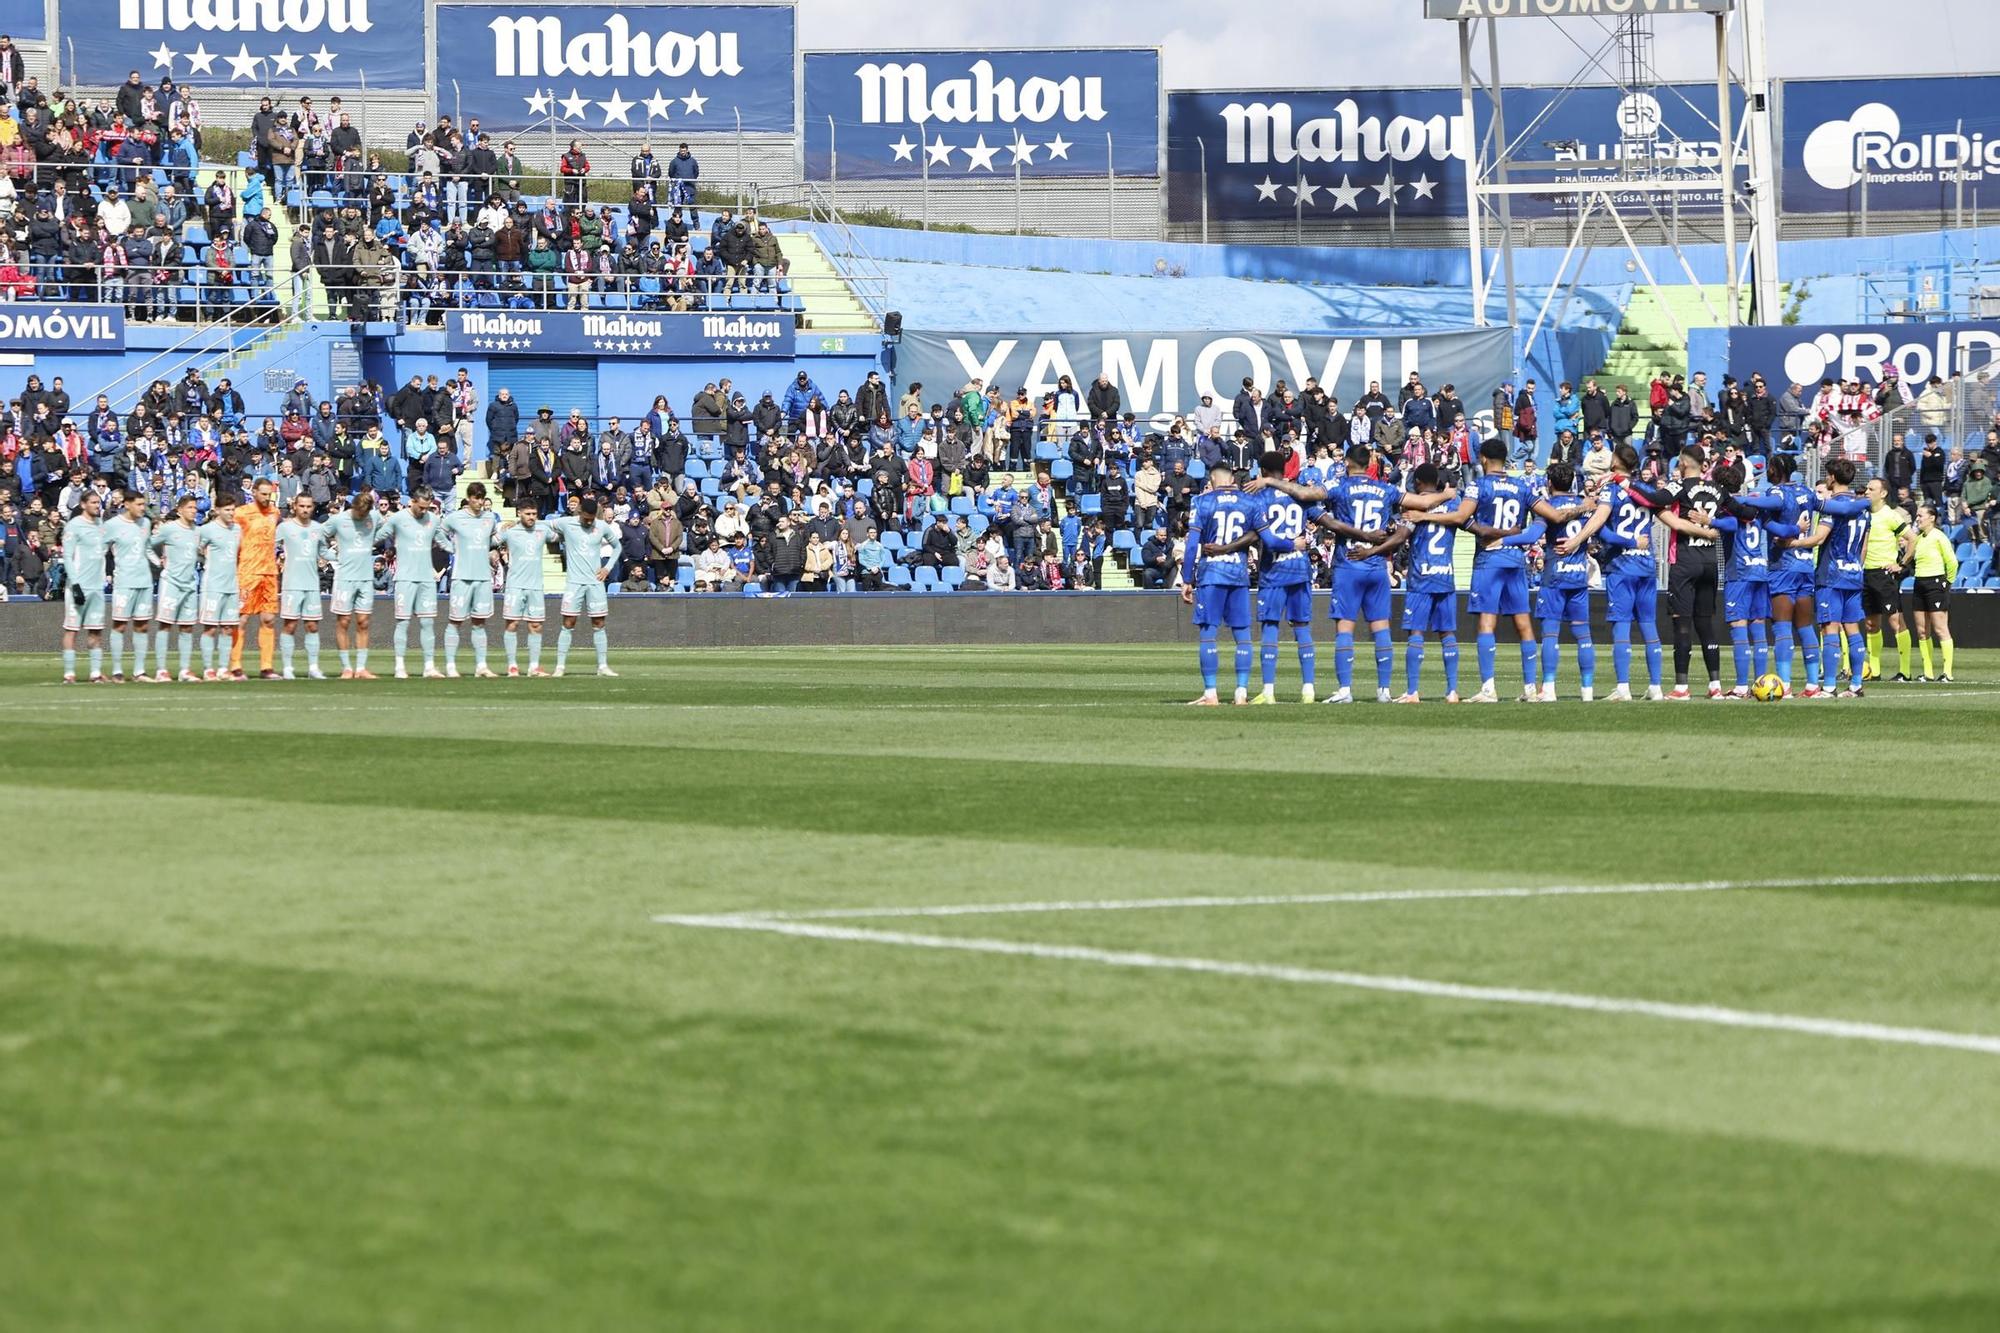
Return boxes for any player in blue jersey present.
[1762,454,1826,698]
[1444,439,1587,703]
[440,482,502,679]
[1561,444,1664,701]
[1180,464,1262,705]
[103,490,156,683]
[1397,465,1466,704]
[1812,458,1875,698]
[1244,451,1319,703]
[1250,447,1449,704]
[1533,462,1597,703]
[1704,464,1798,698]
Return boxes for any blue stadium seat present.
[182,224,208,247]
[949,496,974,515]
[879,531,903,552]
[1958,542,1977,563]
[941,567,966,589]
[1079,494,1102,515]
[1900,577,1915,591]
[676,566,695,591]
[1034,441,1060,461]
[1187,460,1207,480]
[966,514,988,536]
[684,459,708,480]
[913,566,938,589]
[235,151,256,170]
[1111,529,1136,551]
[856,478,873,498]
[887,564,912,588]
[1050,459,1074,481]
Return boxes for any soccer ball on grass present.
[1750,674,1786,702]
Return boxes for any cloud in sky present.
[796,0,1999,90]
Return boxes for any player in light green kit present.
[148,493,205,681]
[493,501,552,677]
[276,494,330,680]
[59,489,110,683]
[324,490,384,678]
[196,500,244,681]
[380,489,445,679]
[103,490,156,683]
[544,495,620,677]
[441,481,501,679]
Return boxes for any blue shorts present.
[1257,581,1314,625]
[1469,564,1529,617]
[1724,580,1770,623]
[1605,569,1658,625]
[1537,584,1590,624]
[1819,586,1863,625]
[1332,563,1392,624]
[1403,588,1457,635]
[1768,564,1816,601]
[1193,584,1251,631]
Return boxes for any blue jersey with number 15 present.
[1183,489,1258,588]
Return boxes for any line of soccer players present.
[1181,438,1930,704]
[56,481,625,683]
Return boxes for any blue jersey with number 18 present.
[1471,474,1541,571]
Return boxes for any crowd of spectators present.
[0,66,793,324]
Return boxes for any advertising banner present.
[1728,322,2000,391]
[1167,82,1739,224]
[434,2,796,136]
[57,0,424,89]
[896,327,1514,421]
[446,309,792,357]
[0,305,125,353]
[1781,75,2000,215]
[1423,0,1731,16]
[803,49,1160,180]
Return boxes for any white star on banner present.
[148,42,176,71]
[1254,176,1280,203]
[224,44,263,81]
[597,90,634,127]
[270,45,303,76]
[925,135,955,167]
[525,90,551,116]
[184,44,216,75]
[1373,172,1399,204]
[1289,177,1318,206]
[889,136,916,163]
[559,89,591,121]
[681,88,708,115]
[1006,133,1036,166]
[643,89,674,121]
[1044,134,1072,161]
[510,338,526,349]
[1327,175,1362,211]
[963,135,999,172]
[1409,173,1438,200]
[309,45,337,71]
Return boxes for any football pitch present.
[5,643,2000,1331]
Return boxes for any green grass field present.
[6,643,2000,1332]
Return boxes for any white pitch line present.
[667,873,1999,924]
[656,914,2000,1057]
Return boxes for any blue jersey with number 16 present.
[1182,489,1258,589]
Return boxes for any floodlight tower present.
[1429,0,1783,357]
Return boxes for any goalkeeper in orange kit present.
[231,478,282,678]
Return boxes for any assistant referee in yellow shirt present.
[1860,478,1915,681]
[1910,504,1958,682]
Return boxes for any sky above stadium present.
[796,0,1997,87]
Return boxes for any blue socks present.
[1575,630,1596,690]
[1476,631,1496,686]
[1372,629,1393,693]
[1750,621,1769,680]
[1539,620,1562,685]
[1799,625,1821,688]
[1640,625,1663,687]
[1520,639,1539,693]
[1613,623,1632,686]
[1406,636,1425,696]
[1295,626,1316,687]
[1260,623,1280,688]
[1848,631,1867,685]
[1774,620,1795,686]
[1198,626,1219,692]
[1440,634,1460,696]
[1234,636,1251,692]
[1730,623,1751,689]
[1335,630,1355,691]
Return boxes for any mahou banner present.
[58,0,425,89]
[433,2,796,136]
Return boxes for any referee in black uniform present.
[1646,448,1727,698]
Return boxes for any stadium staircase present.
[1586,283,1762,432]
[776,233,878,334]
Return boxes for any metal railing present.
[745,182,892,322]
[1844,351,2000,482]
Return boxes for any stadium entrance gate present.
[490,359,599,425]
